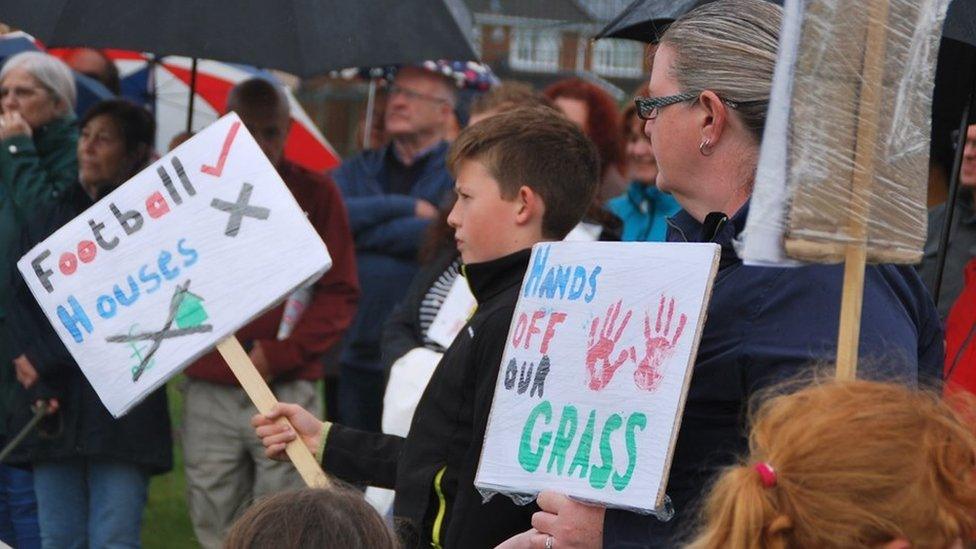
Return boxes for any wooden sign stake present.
[216,336,331,488]
[835,0,890,380]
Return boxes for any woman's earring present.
[699,138,714,156]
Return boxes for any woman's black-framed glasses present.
[635,92,742,120]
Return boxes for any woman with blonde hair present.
[497,0,942,546]
[688,379,976,548]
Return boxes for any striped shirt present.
[420,257,463,352]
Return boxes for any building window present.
[591,39,644,78]
[509,27,561,72]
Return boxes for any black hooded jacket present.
[322,249,537,548]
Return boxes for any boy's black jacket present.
[322,248,537,548]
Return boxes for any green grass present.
[141,378,198,548]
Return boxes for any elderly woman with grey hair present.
[0,50,78,549]
[0,50,79,309]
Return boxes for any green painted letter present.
[567,410,596,479]
[518,401,553,472]
[546,405,579,475]
[612,412,647,491]
[589,413,622,489]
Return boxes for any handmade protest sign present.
[740,0,949,377]
[427,277,477,349]
[475,242,720,512]
[16,113,331,420]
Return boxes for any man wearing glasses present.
[332,66,457,433]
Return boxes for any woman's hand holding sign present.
[251,403,324,460]
[495,491,605,549]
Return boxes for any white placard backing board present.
[427,276,477,349]
[17,113,331,417]
[475,242,719,512]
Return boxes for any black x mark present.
[106,279,213,381]
[210,182,270,237]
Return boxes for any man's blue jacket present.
[603,204,943,547]
[332,142,454,372]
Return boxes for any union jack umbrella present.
[50,49,341,172]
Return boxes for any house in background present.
[468,0,649,99]
[297,0,648,159]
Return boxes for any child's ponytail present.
[687,463,790,549]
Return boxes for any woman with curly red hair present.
[543,78,628,202]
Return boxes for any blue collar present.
[667,202,750,268]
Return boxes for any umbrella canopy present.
[0,0,479,78]
[944,0,976,48]
[0,31,114,117]
[598,0,971,45]
[594,0,699,42]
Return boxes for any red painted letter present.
[540,312,567,354]
[146,192,170,219]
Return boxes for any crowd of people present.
[0,0,975,547]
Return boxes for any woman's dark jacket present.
[0,116,78,438]
[602,205,943,547]
[6,182,172,474]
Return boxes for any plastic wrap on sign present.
[741,0,950,265]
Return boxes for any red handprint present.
[585,300,633,391]
[630,295,687,392]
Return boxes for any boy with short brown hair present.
[254,107,599,548]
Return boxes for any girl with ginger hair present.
[688,379,976,549]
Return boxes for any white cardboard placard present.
[475,242,719,512]
[427,276,476,349]
[17,113,331,417]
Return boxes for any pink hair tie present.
[754,462,777,488]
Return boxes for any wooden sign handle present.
[835,0,890,380]
[216,336,331,488]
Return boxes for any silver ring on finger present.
[545,535,554,549]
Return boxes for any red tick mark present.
[201,121,241,177]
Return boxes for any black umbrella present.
[595,0,783,42]
[944,0,976,48]
[594,0,699,42]
[0,0,479,131]
[0,0,478,77]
